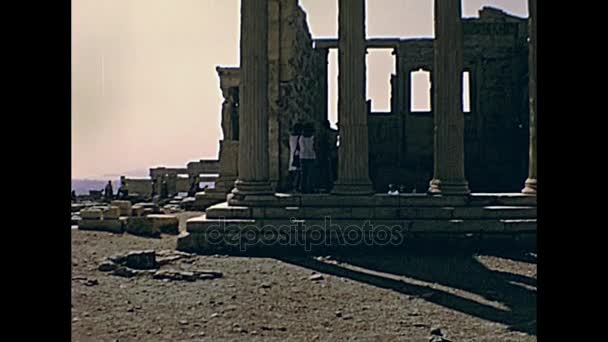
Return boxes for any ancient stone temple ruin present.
[177,0,537,254]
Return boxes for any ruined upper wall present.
[271,0,327,190]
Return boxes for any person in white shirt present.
[299,122,317,193]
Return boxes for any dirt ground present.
[71,212,536,342]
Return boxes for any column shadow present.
[277,249,536,336]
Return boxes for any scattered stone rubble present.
[97,249,223,282]
[73,199,180,238]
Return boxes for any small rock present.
[260,282,272,289]
[210,313,219,318]
[125,250,157,270]
[420,292,435,299]
[98,260,117,272]
[430,326,443,336]
[84,279,99,286]
[335,311,342,317]
[309,274,323,281]
[179,320,189,325]
[112,266,138,278]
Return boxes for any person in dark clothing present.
[71,190,77,202]
[188,177,200,197]
[288,122,303,192]
[160,177,169,199]
[116,183,129,200]
[299,122,317,194]
[103,181,114,202]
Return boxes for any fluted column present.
[232,0,272,197]
[522,0,537,194]
[428,0,470,195]
[332,0,373,195]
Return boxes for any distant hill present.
[72,178,121,195]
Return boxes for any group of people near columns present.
[288,121,337,194]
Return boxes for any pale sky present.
[72,0,527,179]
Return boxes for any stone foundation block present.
[125,217,160,238]
[147,214,180,235]
[111,200,132,216]
[78,218,124,234]
[80,208,102,220]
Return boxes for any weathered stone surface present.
[71,215,82,225]
[147,214,180,235]
[125,250,157,270]
[112,266,139,278]
[206,203,252,219]
[131,204,145,217]
[103,206,121,219]
[125,217,161,238]
[111,200,132,216]
[98,260,118,272]
[78,219,124,234]
[153,269,222,282]
[80,208,102,220]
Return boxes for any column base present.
[522,178,537,195]
[428,178,471,196]
[331,180,374,196]
[231,179,273,200]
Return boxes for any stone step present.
[177,219,536,255]
[227,193,536,208]
[186,215,536,234]
[205,203,536,221]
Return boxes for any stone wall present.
[369,7,529,193]
[121,177,153,197]
[186,160,220,176]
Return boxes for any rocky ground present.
[72,212,537,342]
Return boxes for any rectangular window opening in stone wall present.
[463,70,471,113]
[410,69,432,113]
[366,49,395,113]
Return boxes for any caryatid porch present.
[177,0,537,255]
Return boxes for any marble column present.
[317,47,329,125]
[332,0,373,195]
[232,0,272,197]
[428,0,470,195]
[522,0,537,194]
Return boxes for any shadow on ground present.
[277,248,537,336]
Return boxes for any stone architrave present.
[522,0,537,194]
[332,0,373,195]
[231,0,273,198]
[428,0,470,195]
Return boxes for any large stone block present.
[125,217,160,238]
[80,208,102,220]
[399,207,454,220]
[103,206,121,219]
[452,206,536,219]
[147,214,180,235]
[206,203,252,219]
[78,219,124,234]
[131,204,145,217]
[111,200,132,216]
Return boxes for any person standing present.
[103,180,114,202]
[288,123,303,192]
[299,122,317,194]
